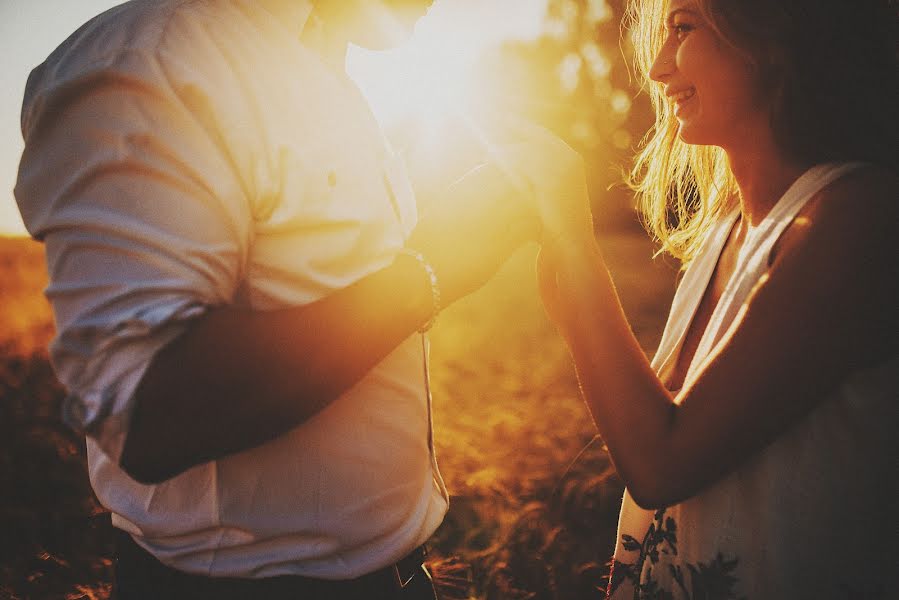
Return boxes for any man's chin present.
[353,27,417,51]
[353,31,415,51]
[350,6,424,50]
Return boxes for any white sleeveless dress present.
[606,163,899,599]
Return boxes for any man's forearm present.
[121,254,435,484]
[119,160,538,484]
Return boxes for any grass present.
[0,228,676,599]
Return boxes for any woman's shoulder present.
[814,163,898,210]
[808,163,897,227]
[773,163,898,268]
[769,163,898,361]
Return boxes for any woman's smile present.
[668,86,696,117]
[649,0,765,148]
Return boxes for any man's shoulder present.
[34,1,179,75]
[21,0,270,133]
[23,1,178,118]
[24,0,317,100]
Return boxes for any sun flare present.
[347,0,546,138]
[346,0,549,208]
[348,38,479,138]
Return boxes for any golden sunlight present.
[347,0,547,136]
[347,0,550,207]
[348,37,479,136]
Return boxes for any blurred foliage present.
[0,349,113,600]
[0,238,53,357]
[493,0,653,228]
[0,240,113,600]
[396,0,653,231]
[475,0,645,150]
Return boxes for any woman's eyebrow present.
[666,8,700,25]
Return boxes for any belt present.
[113,528,431,600]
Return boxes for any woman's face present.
[649,0,767,149]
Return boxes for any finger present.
[536,247,563,321]
[457,121,535,198]
[517,214,544,244]
[462,110,555,145]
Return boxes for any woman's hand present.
[405,118,597,323]
[498,122,596,250]
[536,246,568,329]
[406,161,541,306]
[491,120,600,331]
[536,240,607,343]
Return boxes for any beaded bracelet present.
[397,248,441,333]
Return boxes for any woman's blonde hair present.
[625,0,899,265]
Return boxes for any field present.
[0,229,678,600]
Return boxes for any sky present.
[0,0,547,237]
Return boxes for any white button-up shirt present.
[15,0,447,579]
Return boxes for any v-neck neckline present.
[656,208,741,392]
[652,162,867,392]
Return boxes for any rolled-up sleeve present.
[15,47,253,464]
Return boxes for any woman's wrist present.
[545,234,615,309]
[545,232,603,266]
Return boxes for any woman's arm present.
[538,166,898,509]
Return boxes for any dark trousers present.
[113,529,439,600]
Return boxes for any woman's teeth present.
[674,88,695,103]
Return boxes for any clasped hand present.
[407,118,595,317]
[494,120,600,333]
[496,120,595,251]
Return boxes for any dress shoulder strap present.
[747,162,867,263]
[683,162,869,382]
[651,207,739,374]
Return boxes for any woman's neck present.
[725,134,810,228]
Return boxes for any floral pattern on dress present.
[606,509,745,600]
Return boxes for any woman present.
[527,0,898,597]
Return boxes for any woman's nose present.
[649,43,675,82]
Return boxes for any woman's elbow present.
[620,458,695,510]
[626,483,682,511]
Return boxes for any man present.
[15,1,539,597]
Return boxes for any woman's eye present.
[670,22,694,40]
